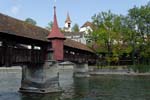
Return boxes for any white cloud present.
[10,0,22,15]
[11,6,20,15]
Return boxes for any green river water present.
[0,68,150,100]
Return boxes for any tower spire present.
[65,12,71,23]
[47,6,65,39]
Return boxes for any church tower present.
[64,12,72,32]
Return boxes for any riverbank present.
[89,65,150,76]
[90,70,150,76]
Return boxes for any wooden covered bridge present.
[0,7,97,93]
[0,8,96,67]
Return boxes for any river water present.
[0,67,150,100]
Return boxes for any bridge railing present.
[0,46,45,66]
[64,52,97,64]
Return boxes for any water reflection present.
[0,67,150,100]
[89,75,150,100]
[21,93,61,100]
[73,78,89,99]
[59,69,74,99]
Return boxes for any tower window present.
[68,23,71,28]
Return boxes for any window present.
[48,52,53,60]
[68,23,71,28]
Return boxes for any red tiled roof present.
[47,6,65,39]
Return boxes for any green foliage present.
[130,65,150,73]
[46,21,53,31]
[128,4,150,64]
[88,10,124,64]
[88,1,150,66]
[25,18,36,25]
[71,23,79,32]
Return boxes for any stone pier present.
[73,63,90,77]
[19,60,62,93]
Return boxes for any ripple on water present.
[0,68,150,100]
[0,92,21,100]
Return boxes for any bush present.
[129,65,150,73]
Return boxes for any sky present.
[0,0,149,28]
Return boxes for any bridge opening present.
[24,45,41,50]
[34,46,41,50]
[0,41,2,46]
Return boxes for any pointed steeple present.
[65,12,71,23]
[47,6,65,39]
[64,12,72,32]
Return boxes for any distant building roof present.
[81,21,94,29]
[63,32,84,36]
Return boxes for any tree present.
[72,23,79,32]
[46,21,53,31]
[88,11,124,65]
[25,18,37,25]
[128,4,150,65]
[89,1,150,67]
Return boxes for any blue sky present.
[0,0,149,28]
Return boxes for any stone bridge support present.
[73,63,90,77]
[19,60,62,93]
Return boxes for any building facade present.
[63,32,87,44]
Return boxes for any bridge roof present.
[0,13,93,53]
[64,39,93,52]
[0,13,48,42]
